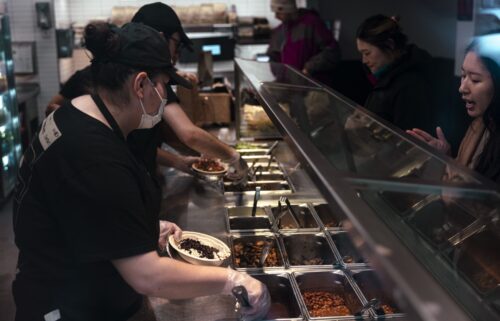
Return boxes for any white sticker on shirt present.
[38,112,62,150]
[44,309,61,321]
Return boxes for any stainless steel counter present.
[149,142,327,321]
[151,173,237,321]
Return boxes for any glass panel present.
[236,59,320,88]
[358,184,500,320]
[238,76,280,139]
[261,83,481,184]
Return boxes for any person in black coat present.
[356,15,434,133]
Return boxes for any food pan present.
[329,232,368,267]
[238,149,268,156]
[223,171,285,183]
[350,270,404,318]
[293,270,365,319]
[224,181,291,193]
[448,228,500,294]
[379,190,430,215]
[409,199,475,248]
[250,273,303,320]
[226,207,272,232]
[230,233,285,271]
[311,203,342,229]
[280,232,338,268]
[268,204,320,231]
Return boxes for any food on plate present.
[193,158,226,173]
[302,290,351,317]
[178,238,221,260]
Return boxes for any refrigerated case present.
[0,15,21,201]
[234,58,500,321]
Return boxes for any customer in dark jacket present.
[357,15,434,133]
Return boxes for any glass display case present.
[235,58,500,321]
[0,15,21,201]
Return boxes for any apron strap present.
[91,94,126,142]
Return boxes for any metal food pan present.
[280,232,338,268]
[329,232,368,268]
[310,203,343,230]
[292,270,366,320]
[238,149,268,156]
[224,181,291,193]
[223,171,285,183]
[225,190,294,197]
[267,204,320,232]
[245,161,281,170]
[242,155,273,161]
[249,272,303,321]
[226,207,272,232]
[409,199,475,249]
[379,190,431,215]
[447,228,500,295]
[230,232,286,271]
[350,270,404,318]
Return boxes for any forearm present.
[184,127,237,161]
[163,103,237,161]
[156,148,182,168]
[114,252,228,299]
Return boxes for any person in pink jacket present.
[267,0,340,80]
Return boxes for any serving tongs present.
[231,285,251,321]
[265,141,279,171]
[251,186,261,217]
[272,196,301,229]
[355,298,380,316]
[248,165,264,182]
[259,241,272,266]
[266,141,279,156]
[232,285,251,308]
[448,208,500,247]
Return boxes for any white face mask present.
[137,78,167,129]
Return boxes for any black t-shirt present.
[13,101,161,321]
[59,65,181,177]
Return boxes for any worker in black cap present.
[131,2,249,181]
[13,22,270,321]
[131,1,192,65]
[46,3,248,183]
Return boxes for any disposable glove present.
[158,220,182,250]
[226,152,249,185]
[222,268,271,321]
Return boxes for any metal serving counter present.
[230,58,500,321]
[149,59,499,321]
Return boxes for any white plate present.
[168,231,230,266]
[192,161,228,176]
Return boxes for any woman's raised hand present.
[406,126,451,155]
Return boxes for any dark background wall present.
[309,0,458,60]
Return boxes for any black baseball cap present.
[112,23,192,89]
[132,2,193,51]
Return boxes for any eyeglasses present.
[169,37,184,53]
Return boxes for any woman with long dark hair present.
[408,34,500,184]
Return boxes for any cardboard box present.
[199,92,231,125]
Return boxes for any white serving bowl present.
[168,231,231,266]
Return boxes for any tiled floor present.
[0,197,17,321]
